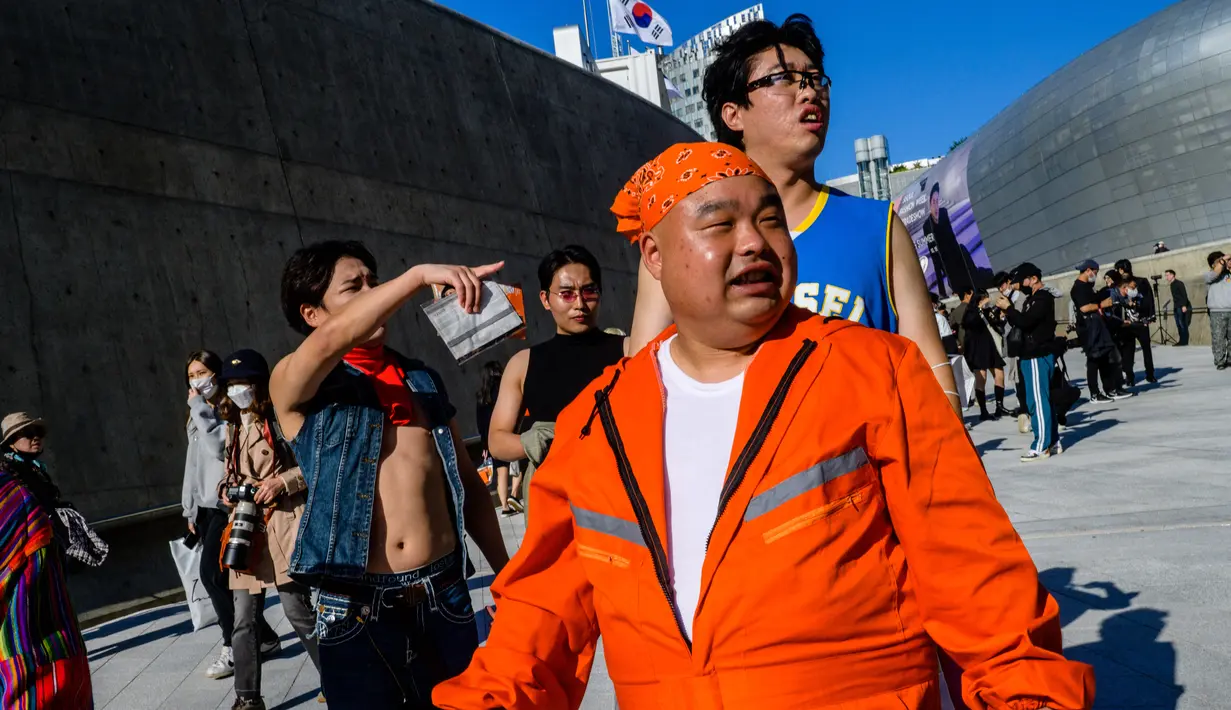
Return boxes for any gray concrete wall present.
[0,0,698,523]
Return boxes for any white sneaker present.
[1017,413,1031,434]
[206,646,234,679]
[260,637,281,656]
[1020,450,1051,463]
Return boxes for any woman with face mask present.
[217,349,320,710]
[182,350,279,682]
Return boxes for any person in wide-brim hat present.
[0,410,92,706]
[1,412,45,450]
[1,411,65,527]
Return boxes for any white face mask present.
[189,376,217,399]
[1127,288,1139,299]
[227,384,256,411]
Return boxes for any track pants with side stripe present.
[1022,354,1058,454]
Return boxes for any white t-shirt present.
[657,335,745,641]
[935,311,954,338]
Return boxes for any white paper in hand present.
[422,281,525,364]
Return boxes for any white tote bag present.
[169,539,219,632]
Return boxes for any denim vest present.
[287,353,467,586]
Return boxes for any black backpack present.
[1049,345,1082,414]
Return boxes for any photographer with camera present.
[1103,272,1151,389]
[182,351,280,681]
[996,263,1060,461]
[958,288,1009,421]
[217,349,320,710]
[1206,251,1231,369]
[1114,259,1157,384]
[994,270,1031,433]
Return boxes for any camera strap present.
[266,418,299,472]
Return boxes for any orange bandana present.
[610,142,771,243]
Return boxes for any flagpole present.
[607,0,621,57]
[587,0,599,58]
[581,0,592,60]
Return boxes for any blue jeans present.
[1022,354,1058,454]
[315,551,478,708]
[1174,307,1190,345]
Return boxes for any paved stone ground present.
[86,344,1230,709]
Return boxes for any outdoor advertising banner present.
[892,142,994,297]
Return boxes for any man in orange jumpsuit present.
[434,143,1095,710]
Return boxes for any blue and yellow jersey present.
[791,186,898,333]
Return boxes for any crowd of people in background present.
[930,249,1229,465]
[933,263,1073,461]
[12,8,1231,710]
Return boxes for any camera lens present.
[221,484,260,571]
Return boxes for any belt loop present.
[423,575,438,613]
[376,584,395,612]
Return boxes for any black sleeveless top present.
[521,330,625,428]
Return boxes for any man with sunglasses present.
[485,245,627,516]
[626,14,959,414]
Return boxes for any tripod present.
[1151,280,1178,345]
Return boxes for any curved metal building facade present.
[967,0,1231,275]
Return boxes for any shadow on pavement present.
[1040,568,1180,710]
[976,437,1006,456]
[1066,609,1182,710]
[274,688,323,710]
[1039,568,1138,628]
[82,604,184,641]
[1062,410,1096,427]
[1059,418,1121,449]
[468,573,497,591]
[87,618,193,662]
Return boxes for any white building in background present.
[826,136,941,201]
[553,24,670,111]
[856,136,892,201]
[552,25,597,73]
[551,6,767,131]
[597,51,671,111]
[660,5,765,139]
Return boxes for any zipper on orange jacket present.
[592,337,818,653]
[704,339,817,553]
[595,393,692,650]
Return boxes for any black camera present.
[221,483,261,572]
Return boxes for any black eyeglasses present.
[746,70,832,96]
[550,285,601,303]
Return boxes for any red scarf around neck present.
[343,344,415,426]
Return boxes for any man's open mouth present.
[730,264,780,286]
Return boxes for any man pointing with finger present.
[270,241,510,708]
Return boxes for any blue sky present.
[437,0,1177,180]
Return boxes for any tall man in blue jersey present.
[626,14,959,413]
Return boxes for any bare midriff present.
[366,411,457,574]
